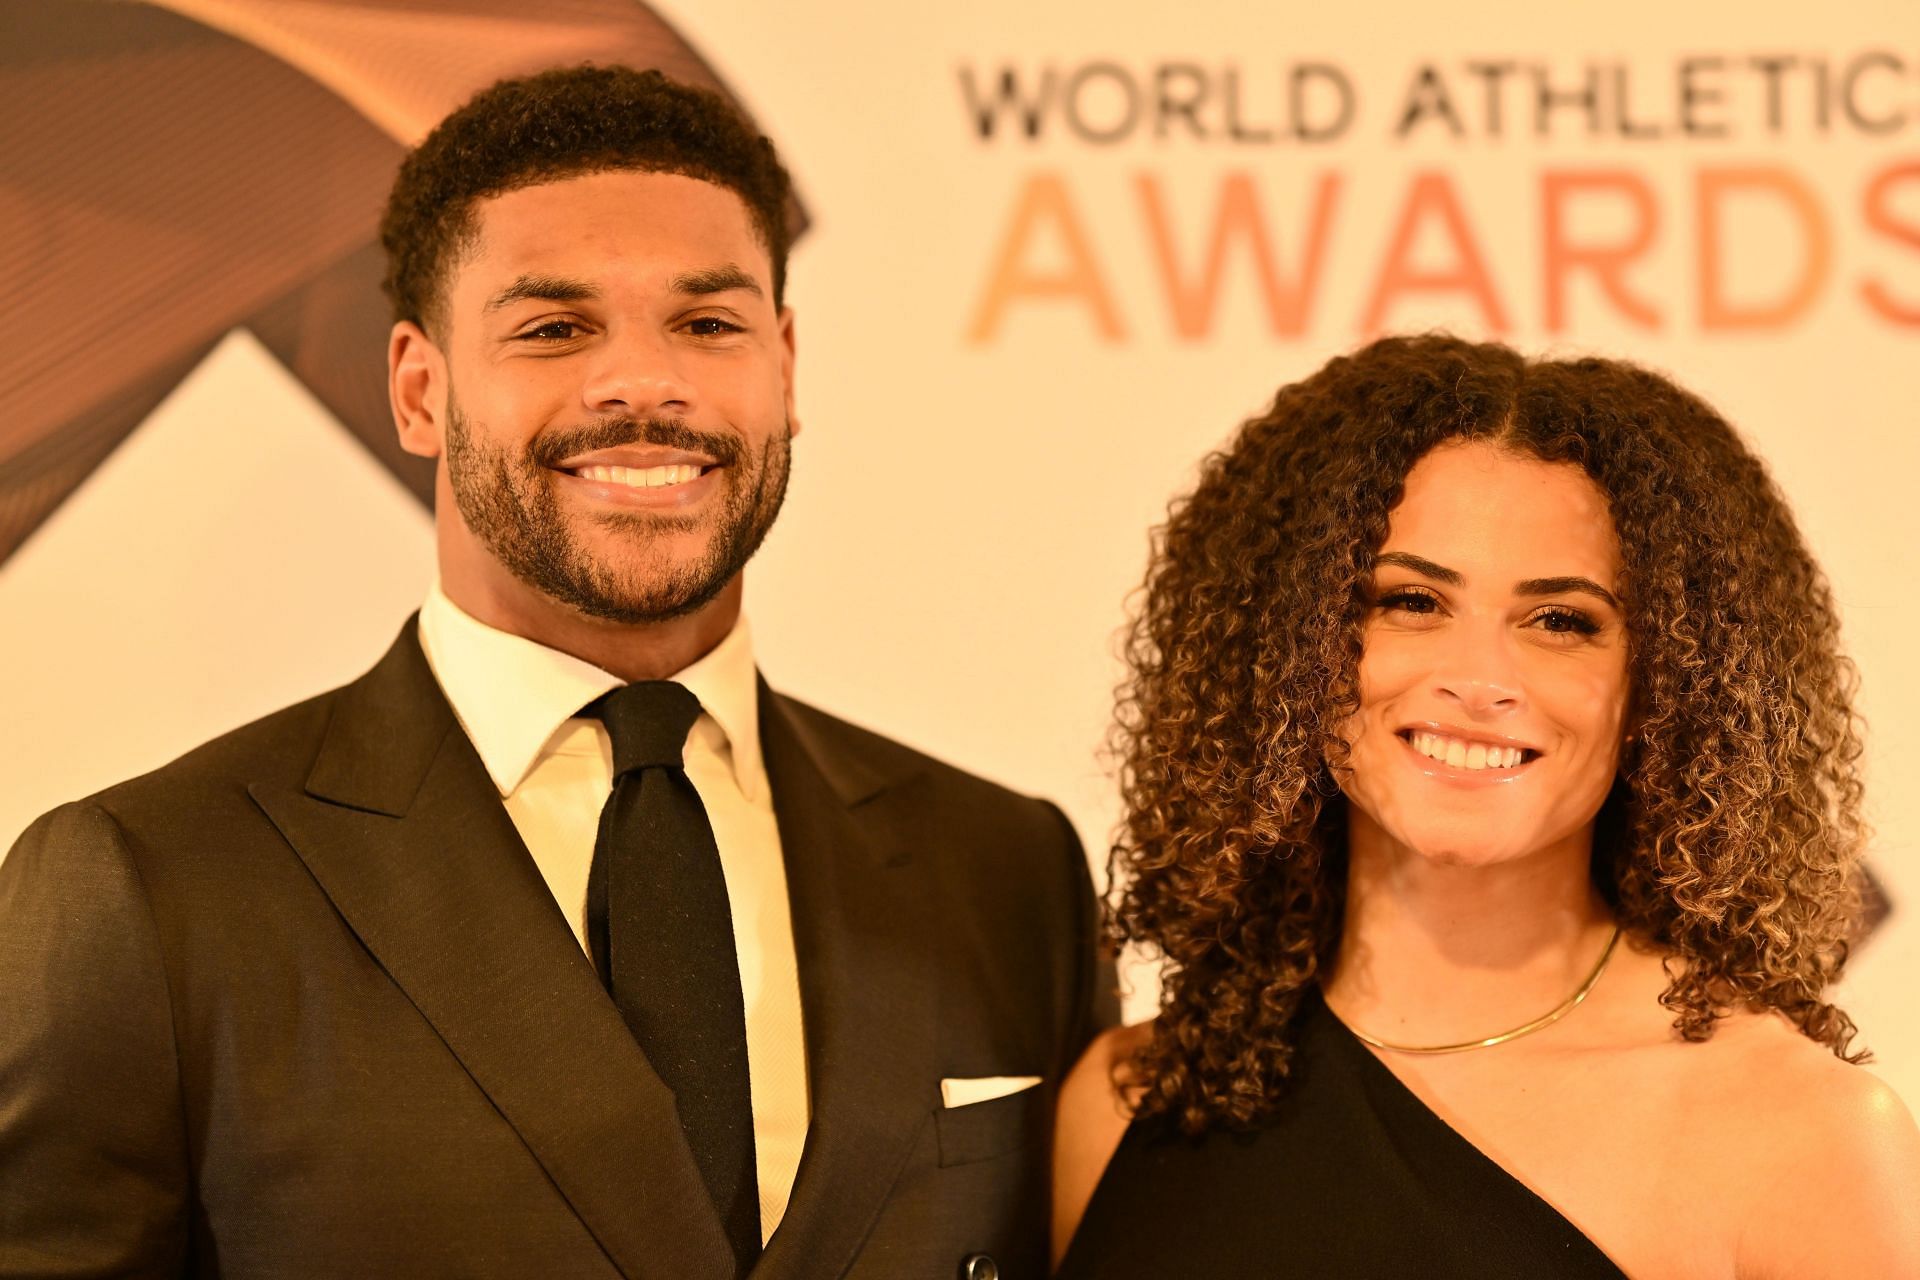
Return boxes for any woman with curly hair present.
[1051,335,1920,1277]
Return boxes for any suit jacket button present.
[960,1255,999,1280]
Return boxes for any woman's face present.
[1336,440,1632,869]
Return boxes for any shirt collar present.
[416,581,766,802]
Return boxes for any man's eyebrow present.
[483,274,600,313]
[1375,553,1621,609]
[669,265,763,298]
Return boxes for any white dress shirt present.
[416,583,808,1242]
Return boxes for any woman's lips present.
[1395,728,1538,783]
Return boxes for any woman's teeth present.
[575,463,702,488]
[1409,732,1526,770]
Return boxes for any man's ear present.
[389,320,449,458]
[778,305,800,440]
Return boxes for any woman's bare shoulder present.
[1709,1017,1920,1276]
[1051,1020,1156,1269]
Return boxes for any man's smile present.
[572,462,706,488]
[555,462,722,508]
[551,444,725,503]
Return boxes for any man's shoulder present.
[6,678,365,881]
[70,624,434,828]
[73,681,352,827]
[770,691,1066,827]
[770,691,1097,955]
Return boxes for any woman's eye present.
[1377,590,1440,615]
[1531,607,1600,636]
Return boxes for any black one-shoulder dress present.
[1055,989,1627,1278]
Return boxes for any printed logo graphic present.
[0,0,808,563]
[956,56,1920,345]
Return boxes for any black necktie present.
[585,681,760,1273]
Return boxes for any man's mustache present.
[530,417,743,469]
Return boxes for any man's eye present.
[686,317,743,336]
[520,320,581,341]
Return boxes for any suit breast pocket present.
[934,1082,1047,1168]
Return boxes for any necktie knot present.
[588,680,702,776]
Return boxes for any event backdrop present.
[3,0,1916,1105]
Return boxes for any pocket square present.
[940,1074,1042,1108]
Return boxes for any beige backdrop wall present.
[4,0,1917,1108]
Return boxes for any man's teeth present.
[575,463,703,488]
[1409,732,1526,770]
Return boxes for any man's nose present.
[579,328,694,418]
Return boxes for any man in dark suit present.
[0,66,1110,1278]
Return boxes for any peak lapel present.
[249,623,733,1280]
[752,690,937,1280]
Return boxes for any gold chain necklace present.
[1341,926,1623,1055]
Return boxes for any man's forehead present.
[452,169,773,296]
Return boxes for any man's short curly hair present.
[1112,333,1868,1135]
[380,64,793,334]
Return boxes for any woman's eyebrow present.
[1517,576,1621,609]
[1376,553,1621,610]
[1373,551,1460,584]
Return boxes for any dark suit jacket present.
[0,623,1110,1278]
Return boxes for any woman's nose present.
[1432,624,1524,717]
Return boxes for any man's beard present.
[443,395,791,624]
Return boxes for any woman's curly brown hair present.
[1111,333,1867,1135]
